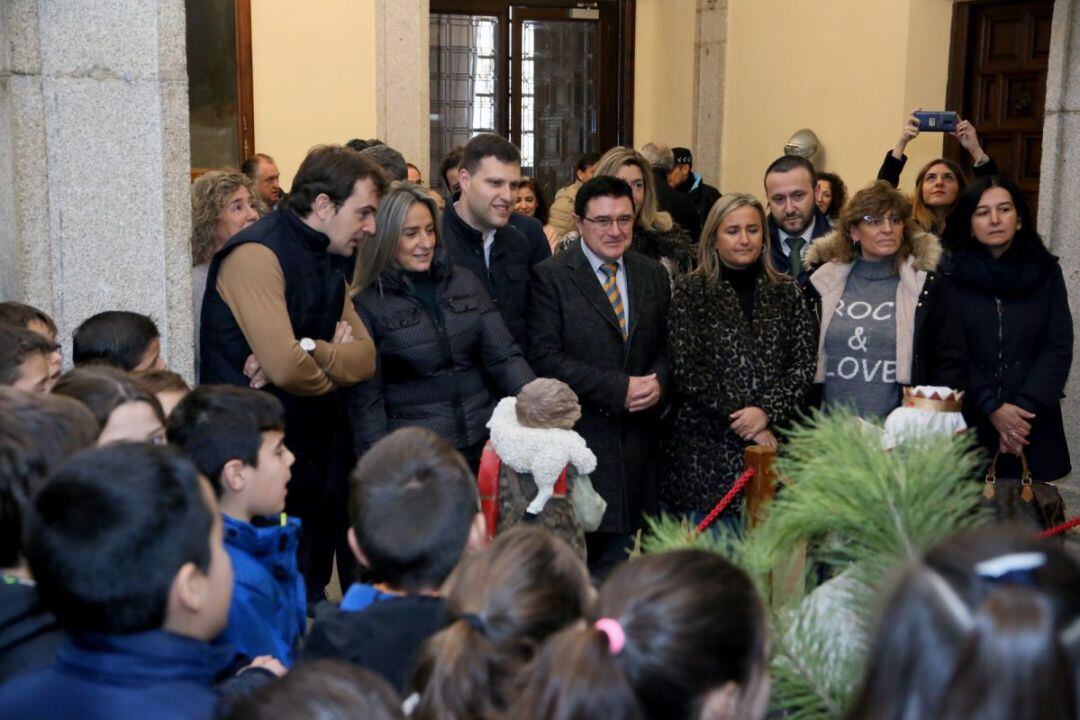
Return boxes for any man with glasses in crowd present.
[527,175,671,580]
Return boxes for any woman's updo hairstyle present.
[408,525,592,720]
[517,549,768,720]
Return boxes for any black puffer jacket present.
[345,251,535,454]
[947,241,1073,481]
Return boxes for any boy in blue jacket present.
[0,443,234,720]
[168,385,305,666]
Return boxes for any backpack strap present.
[477,440,500,541]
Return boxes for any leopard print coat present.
[660,268,817,513]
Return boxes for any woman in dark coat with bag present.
[345,183,535,470]
[944,176,1073,482]
[661,193,817,521]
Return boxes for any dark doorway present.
[429,0,635,202]
[185,0,254,179]
[947,0,1055,215]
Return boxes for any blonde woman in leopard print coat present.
[660,193,817,521]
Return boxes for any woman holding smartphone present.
[876,111,999,238]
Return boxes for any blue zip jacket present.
[220,514,306,666]
[339,582,399,612]
[0,630,226,720]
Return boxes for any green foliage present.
[642,408,990,718]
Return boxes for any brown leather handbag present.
[982,452,1065,532]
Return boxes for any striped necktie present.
[600,262,627,339]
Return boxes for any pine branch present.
[769,609,844,719]
[641,407,990,717]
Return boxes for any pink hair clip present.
[594,617,626,655]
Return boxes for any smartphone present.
[914,111,958,132]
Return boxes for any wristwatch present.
[299,338,316,353]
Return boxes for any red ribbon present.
[696,468,756,533]
[1040,515,1080,538]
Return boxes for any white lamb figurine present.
[484,378,600,558]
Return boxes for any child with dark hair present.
[0,325,57,393]
[226,660,404,720]
[0,301,62,387]
[167,385,303,666]
[302,427,487,691]
[846,527,1080,720]
[0,301,58,338]
[52,366,166,445]
[135,368,192,418]
[516,549,770,720]
[408,525,592,720]
[0,443,234,719]
[72,310,165,371]
[0,389,98,683]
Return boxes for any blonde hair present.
[593,147,673,233]
[350,182,441,296]
[693,193,786,286]
[833,181,916,268]
[190,171,260,266]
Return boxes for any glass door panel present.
[429,13,503,193]
[513,9,600,205]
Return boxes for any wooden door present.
[947,0,1054,214]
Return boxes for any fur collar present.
[804,229,943,272]
[486,397,597,514]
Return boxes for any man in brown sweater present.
[200,145,386,604]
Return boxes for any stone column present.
[374,0,430,178]
[0,0,194,378]
[1038,0,1080,453]
[691,0,729,189]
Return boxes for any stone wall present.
[692,0,728,190]
[375,0,429,181]
[0,0,194,379]
[1039,0,1080,465]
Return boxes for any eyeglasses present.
[861,214,905,229]
[582,215,635,229]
